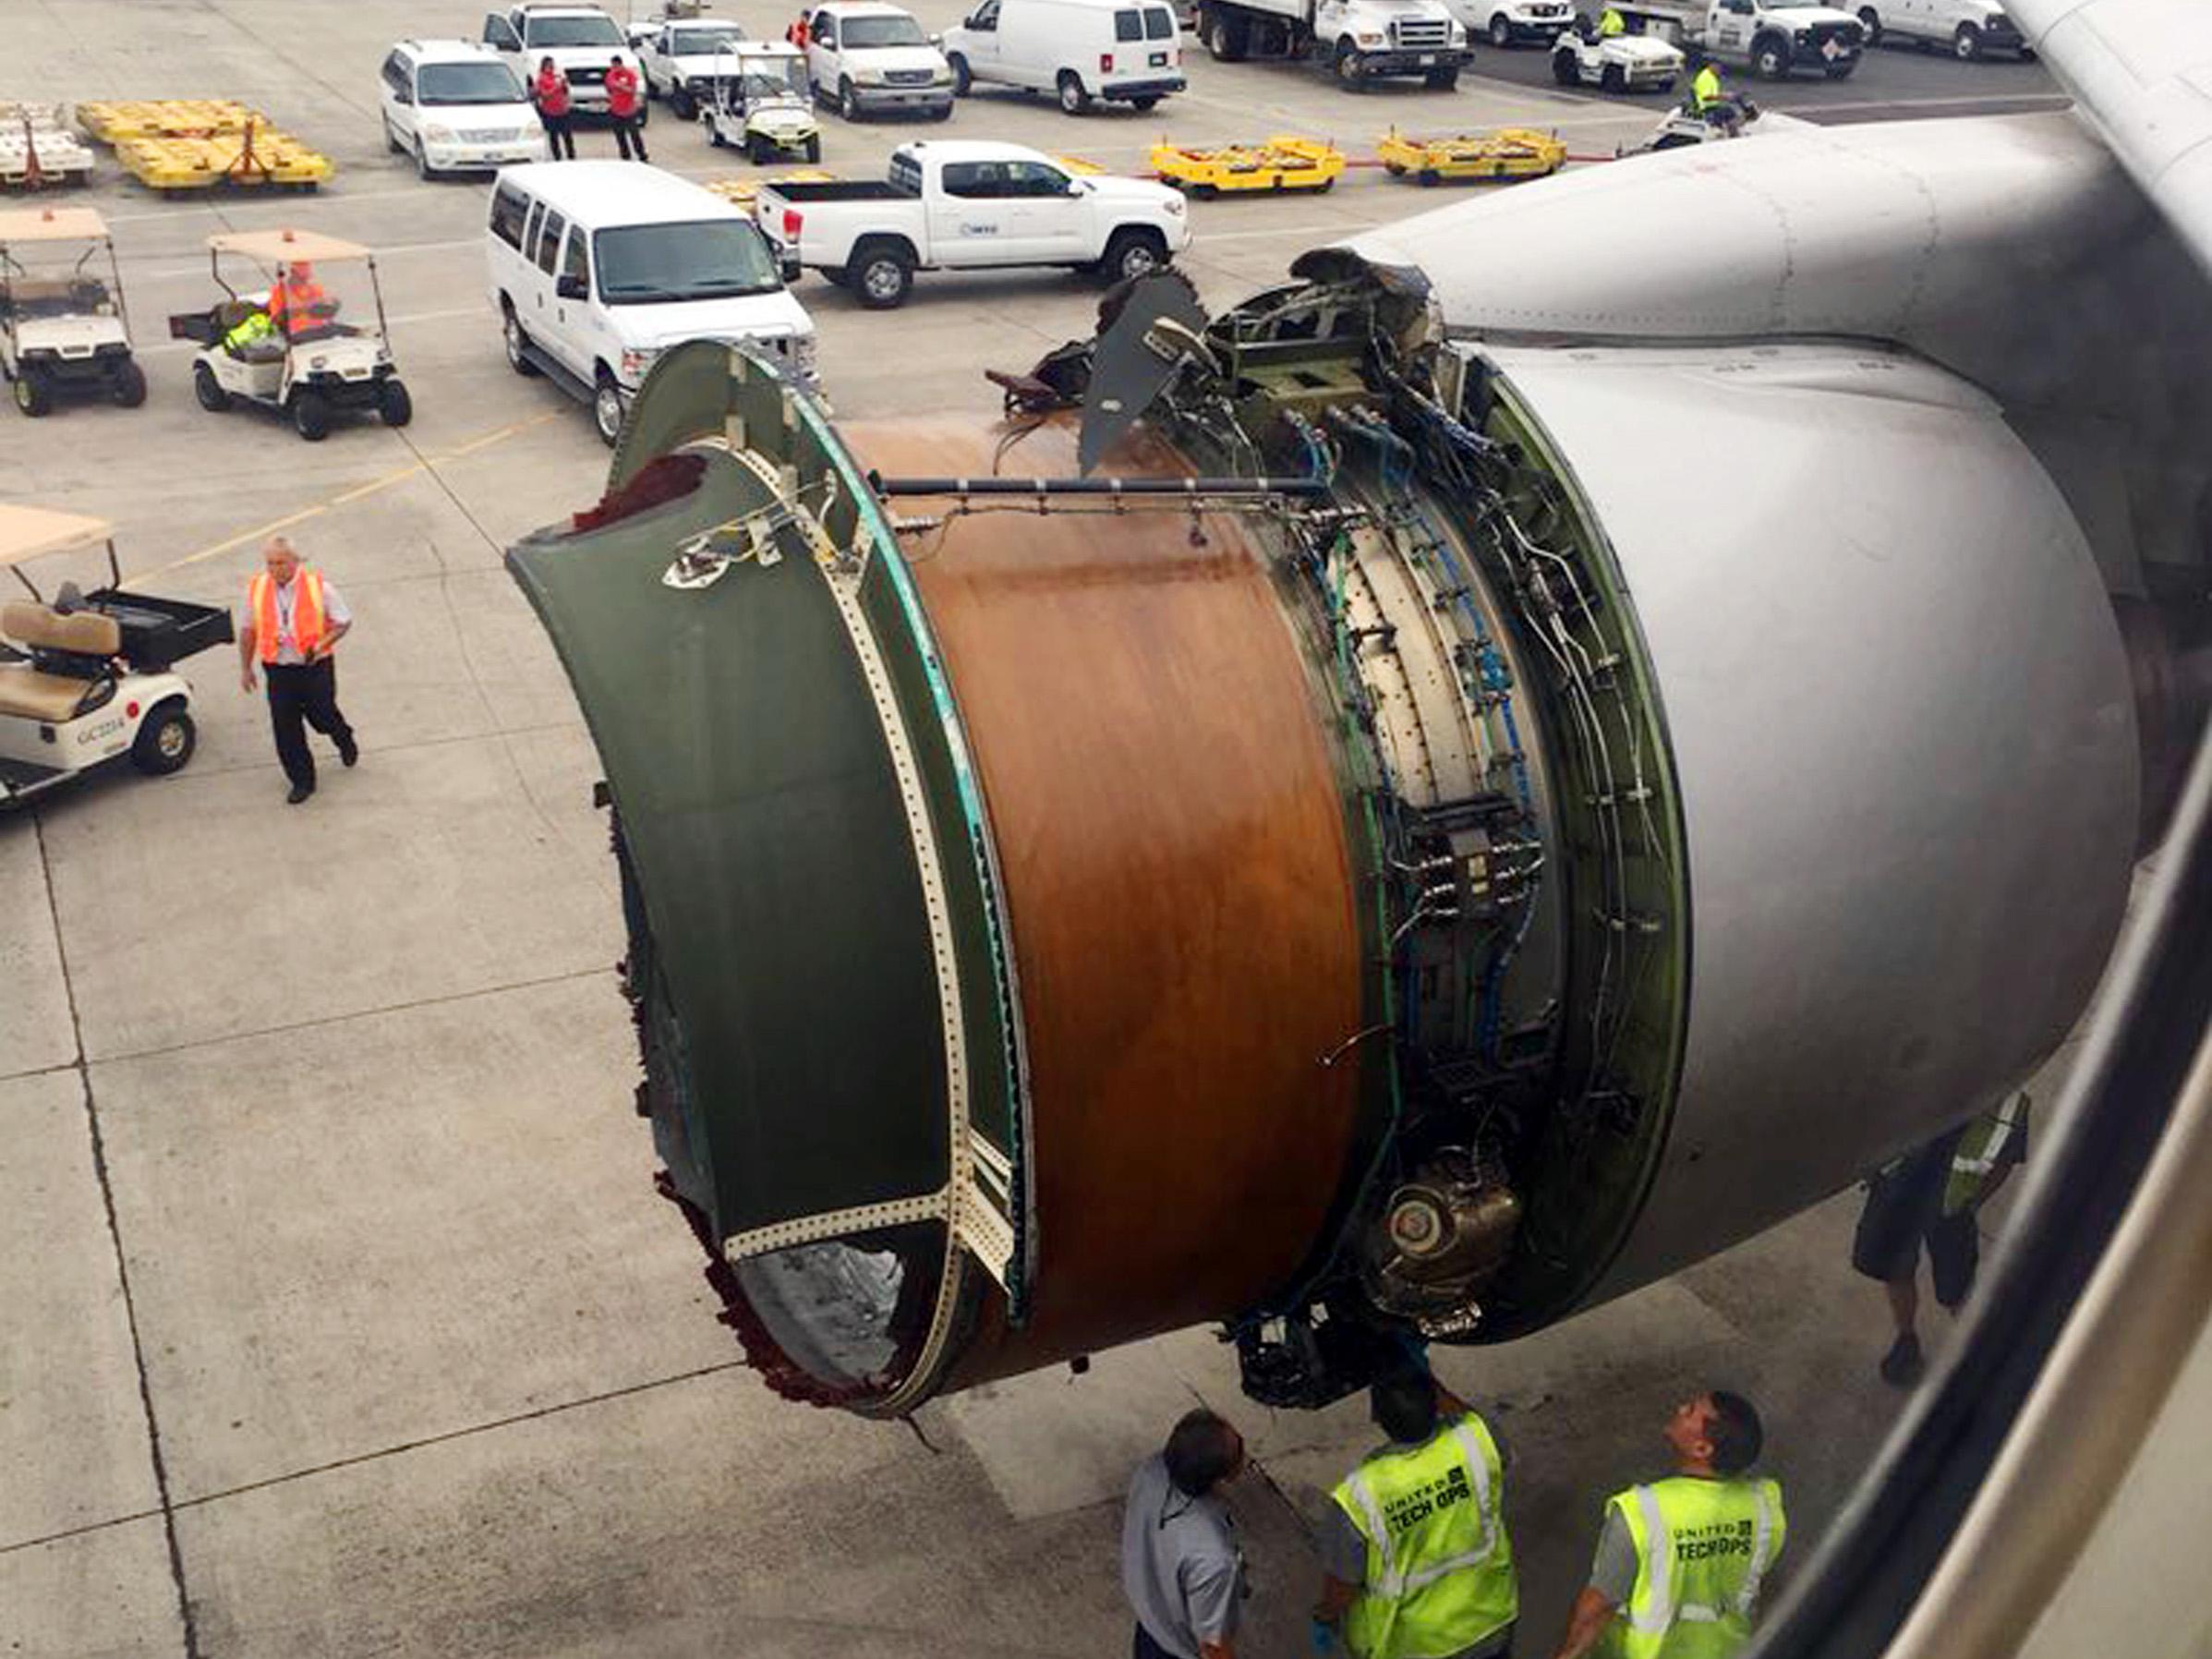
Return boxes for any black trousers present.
[613,114,648,161]
[540,111,575,159]
[265,659,354,790]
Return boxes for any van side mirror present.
[556,273,588,300]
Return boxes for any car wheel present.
[1101,226,1167,285]
[1205,11,1249,60]
[1489,13,1514,46]
[928,99,952,120]
[1552,46,1580,83]
[379,379,414,428]
[1953,21,1982,58]
[1425,65,1458,88]
[1600,62,1626,91]
[1856,6,1880,44]
[1131,93,1161,109]
[1334,40,1365,85]
[852,244,913,309]
[1752,33,1789,76]
[12,369,52,418]
[671,89,696,120]
[749,133,769,163]
[1058,71,1091,113]
[111,360,148,408]
[594,373,625,446]
[415,139,436,181]
[949,53,973,94]
[503,307,540,378]
[804,135,822,162]
[130,702,196,777]
[840,79,863,120]
[291,391,332,442]
[193,359,232,411]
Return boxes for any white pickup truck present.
[1194,0,1470,88]
[757,140,1191,308]
[635,16,748,116]
[1620,0,1863,76]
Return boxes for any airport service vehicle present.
[1446,0,1572,45]
[0,207,145,418]
[1628,91,1759,145]
[1851,0,2026,56]
[488,162,817,444]
[1619,0,1863,76]
[705,44,824,160]
[1194,0,1470,88]
[480,4,643,115]
[0,505,233,806]
[379,40,550,177]
[757,140,1189,308]
[803,3,957,119]
[1550,13,1683,84]
[943,0,1186,114]
[636,15,749,116]
[170,230,412,442]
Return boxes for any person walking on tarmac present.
[605,56,649,161]
[1851,1092,2030,1387]
[533,56,576,159]
[1311,1359,1517,1659]
[1122,1409,1251,1659]
[238,536,357,805]
[1550,1392,1784,1659]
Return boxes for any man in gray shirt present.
[1121,1409,1249,1659]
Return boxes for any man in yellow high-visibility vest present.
[1312,1361,1517,1659]
[1598,5,1626,35]
[1550,1392,1784,1659]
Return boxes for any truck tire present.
[1426,64,1459,88]
[1334,40,1366,86]
[1552,46,1581,83]
[1203,9,1250,60]
[291,391,332,442]
[1600,61,1625,91]
[12,369,52,418]
[1855,6,1881,44]
[593,369,625,446]
[851,241,914,309]
[130,702,196,777]
[949,53,973,93]
[193,360,231,411]
[1100,226,1168,285]
[840,78,864,120]
[1952,21,1982,58]
[502,304,540,378]
[111,359,148,408]
[671,88,697,120]
[1751,32,1791,76]
[1487,12,1513,46]
[1131,93,1162,108]
[1058,70,1092,113]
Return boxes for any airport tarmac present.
[1,4,2079,1654]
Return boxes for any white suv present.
[381,41,550,177]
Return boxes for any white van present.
[485,161,818,446]
[944,0,1185,112]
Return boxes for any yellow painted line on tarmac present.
[126,410,563,586]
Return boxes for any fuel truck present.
[506,108,2212,1419]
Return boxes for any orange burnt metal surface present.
[839,415,1370,1382]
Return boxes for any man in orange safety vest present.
[238,535,358,804]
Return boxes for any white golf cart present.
[1628,89,1759,149]
[0,504,235,806]
[167,229,414,442]
[705,44,823,163]
[1,207,147,418]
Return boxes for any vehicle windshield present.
[525,14,626,46]
[417,61,528,103]
[841,15,930,47]
[673,25,744,52]
[1760,1,1833,9]
[593,220,781,304]
[735,61,810,98]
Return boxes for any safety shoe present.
[286,782,314,805]
[1879,1332,1925,1387]
[338,736,359,768]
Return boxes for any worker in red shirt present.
[605,56,648,162]
[533,57,575,160]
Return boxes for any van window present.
[1143,6,1173,36]
[535,209,568,275]
[490,180,531,248]
[1114,9,1142,40]
[560,225,590,292]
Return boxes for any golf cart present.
[0,504,235,806]
[1,207,147,418]
[167,228,413,442]
[705,44,822,163]
[1628,91,1759,150]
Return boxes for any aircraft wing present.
[2010,0,2212,272]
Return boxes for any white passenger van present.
[943,0,1186,112]
[484,161,818,446]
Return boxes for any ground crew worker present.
[1551,1392,1783,1659]
[263,261,329,340]
[1599,5,1626,35]
[534,56,576,159]
[787,13,811,46]
[1313,1361,1517,1659]
[238,536,358,805]
[605,55,649,161]
[1689,56,1723,112]
[1851,1092,2030,1386]
[1122,1409,1250,1659]
[222,306,276,356]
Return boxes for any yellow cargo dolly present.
[1053,153,1105,176]
[1149,136,1344,199]
[1377,127,1566,186]
[704,170,836,209]
[78,101,255,142]
[113,120,334,194]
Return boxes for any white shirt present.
[267,574,352,665]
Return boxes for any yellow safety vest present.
[1692,64,1722,108]
[1331,1414,1517,1659]
[1943,1095,2026,1216]
[1608,1476,1785,1659]
[1599,7,1626,33]
[224,310,275,352]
